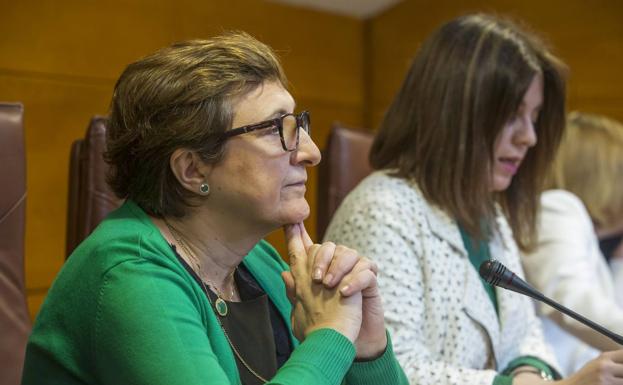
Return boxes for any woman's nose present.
[292,129,321,167]
[516,116,537,148]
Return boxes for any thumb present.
[282,271,303,341]
[284,223,306,260]
[298,222,314,250]
[281,271,296,306]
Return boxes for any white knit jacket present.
[324,171,557,385]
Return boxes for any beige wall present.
[0,0,365,317]
[365,0,623,129]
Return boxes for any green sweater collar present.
[117,200,297,382]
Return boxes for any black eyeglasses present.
[220,111,310,152]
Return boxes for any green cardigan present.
[22,201,407,385]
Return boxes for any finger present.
[338,258,378,296]
[290,243,321,284]
[339,269,378,297]
[281,271,296,306]
[284,224,306,260]
[604,351,623,378]
[343,256,377,276]
[299,222,314,250]
[608,350,623,363]
[306,243,322,272]
[311,242,337,282]
[353,257,379,278]
[323,245,359,287]
[284,224,311,282]
[283,224,309,278]
[600,361,623,383]
[612,362,623,379]
[365,257,379,275]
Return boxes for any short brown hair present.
[548,112,623,230]
[370,14,567,250]
[105,32,287,217]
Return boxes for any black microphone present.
[479,259,623,345]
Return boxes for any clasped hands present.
[281,223,387,360]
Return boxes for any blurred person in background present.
[522,111,623,376]
[325,13,623,385]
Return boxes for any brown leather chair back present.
[317,125,374,239]
[0,102,30,385]
[66,117,122,257]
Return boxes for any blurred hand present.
[558,350,623,385]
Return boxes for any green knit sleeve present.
[502,356,560,380]
[343,332,408,385]
[273,329,356,384]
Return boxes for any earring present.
[199,182,210,195]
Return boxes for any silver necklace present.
[163,219,269,382]
[164,220,233,316]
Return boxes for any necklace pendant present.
[215,297,228,317]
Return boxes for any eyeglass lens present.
[282,113,309,151]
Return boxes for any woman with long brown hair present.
[326,14,623,385]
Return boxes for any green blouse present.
[459,225,557,385]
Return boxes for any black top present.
[599,232,623,262]
[173,245,293,385]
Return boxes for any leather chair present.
[66,116,121,257]
[317,124,375,239]
[0,102,30,385]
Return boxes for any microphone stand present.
[480,260,623,346]
[527,288,623,345]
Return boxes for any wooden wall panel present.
[366,0,623,129]
[0,0,364,317]
[7,0,620,320]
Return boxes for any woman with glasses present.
[325,14,623,385]
[22,33,407,385]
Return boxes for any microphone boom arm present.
[480,260,623,346]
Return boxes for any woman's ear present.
[169,148,212,195]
